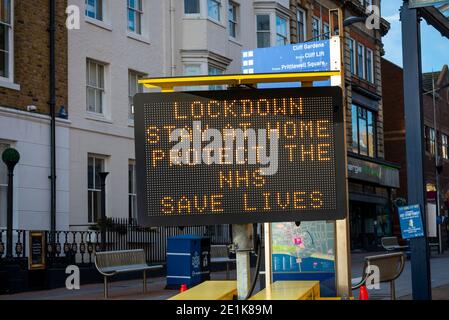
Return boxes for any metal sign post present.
[232,224,253,300]
[331,7,352,297]
[263,223,273,291]
[401,1,432,300]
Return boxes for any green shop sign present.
[348,156,400,188]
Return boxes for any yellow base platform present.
[250,281,320,300]
[169,281,237,300]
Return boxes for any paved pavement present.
[1,252,449,300]
[0,269,239,300]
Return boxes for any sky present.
[382,0,449,72]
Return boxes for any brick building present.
[0,0,69,230]
[288,0,399,251]
[383,58,449,250]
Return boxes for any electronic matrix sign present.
[134,87,346,226]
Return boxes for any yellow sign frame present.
[139,71,340,92]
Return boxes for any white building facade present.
[0,109,70,231]
[68,0,292,228]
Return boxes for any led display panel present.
[134,87,346,226]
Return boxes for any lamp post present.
[2,148,20,260]
[97,172,109,250]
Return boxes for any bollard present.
[180,284,188,293]
[359,285,369,300]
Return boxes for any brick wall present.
[289,0,386,158]
[0,0,68,114]
[382,59,407,197]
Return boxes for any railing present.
[0,219,232,267]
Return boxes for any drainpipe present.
[49,0,57,236]
[170,0,175,76]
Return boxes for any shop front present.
[347,155,400,251]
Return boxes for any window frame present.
[184,0,200,15]
[322,22,330,40]
[312,16,321,41]
[275,15,288,46]
[87,155,106,224]
[183,64,202,91]
[85,0,103,21]
[427,127,436,156]
[348,38,356,74]
[0,0,13,83]
[442,133,449,160]
[351,104,377,158]
[208,64,224,90]
[228,1,238,39]
[86,59,106,115]
[128,70,144,122]
[256,14,271,48]
[208,0,221,22]
[357,43,366,79]
[127,0,143,35]
[296,8,306,43]
[366,47,374,83]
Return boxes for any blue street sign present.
[242,40,333,88]
[398,205,425,239]
[242,40,331,74]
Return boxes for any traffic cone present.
[359,285,369,300]
[180,284,188,293]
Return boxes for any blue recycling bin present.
[166,235,210,289]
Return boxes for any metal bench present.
[381,236,409,251]
[352,252,405,300]
[210,245,236,280]
[94,249,163,298]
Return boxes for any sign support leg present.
[232,224,252,300]
[264,223,273,292]
[335,219,351,297]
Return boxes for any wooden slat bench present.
[95,249,163,299]
[169,281,237,300]
[250,281,320,300]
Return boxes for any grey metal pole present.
[232,224,252,300]
[6,167,13,259]
[49,0,57,238]
[401,1,432,300]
